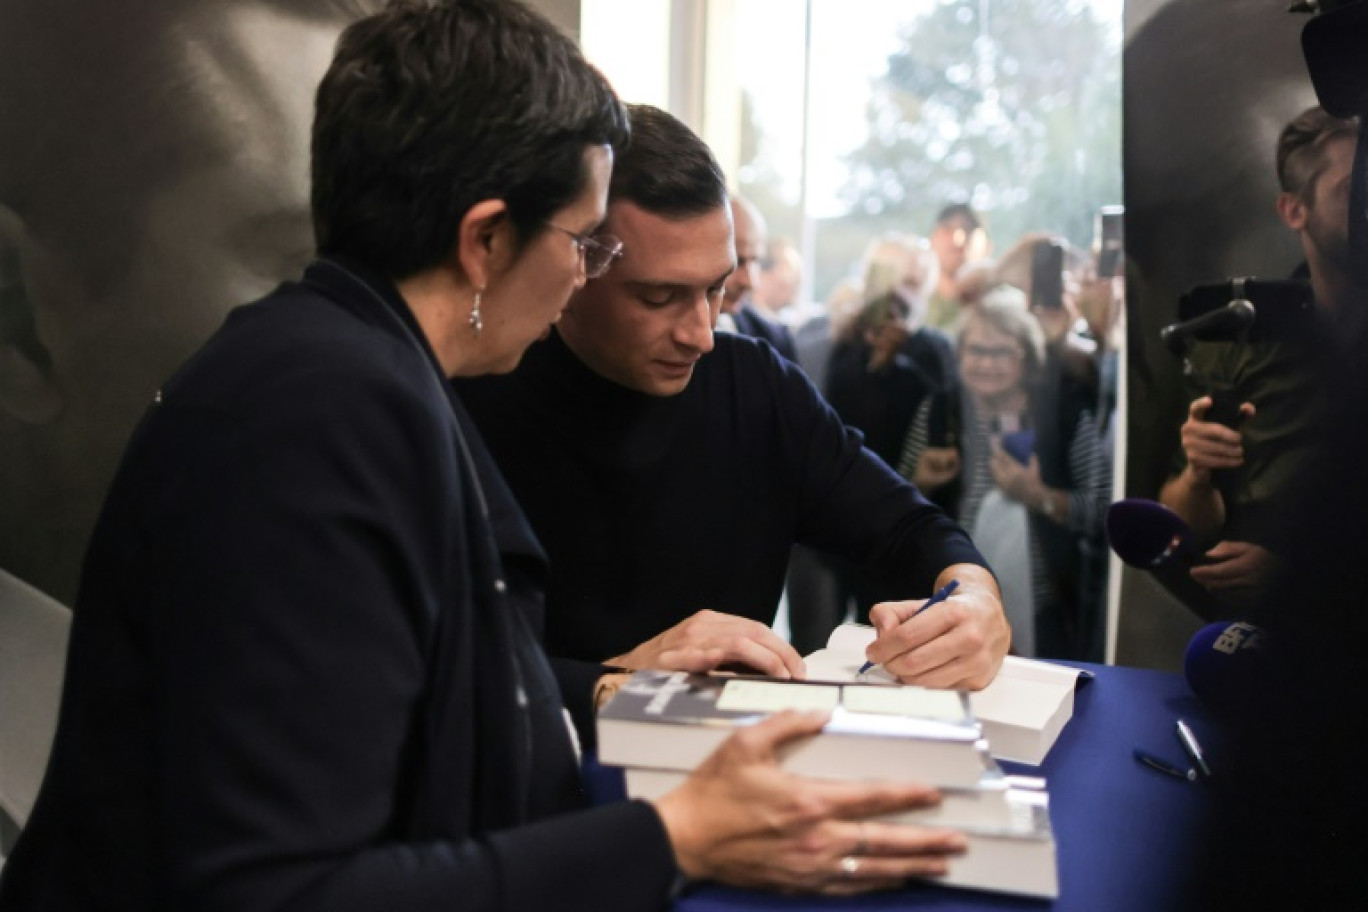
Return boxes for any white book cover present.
[804,624,1086,765]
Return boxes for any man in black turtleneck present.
[458,105,1009,720]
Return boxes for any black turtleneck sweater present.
[456,329,986,670]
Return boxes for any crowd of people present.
[4,0,1365,907]
[727,199,1122,662]
[724,99,1368,905]
[1,3,1006,907]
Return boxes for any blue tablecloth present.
[587,663,1214,911]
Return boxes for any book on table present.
[623,763,1044,833]
[805,623,1087,765]
[596,669,1060,900]
[937,801,1057,900]
[596,669,993,788]
[623,767,1058,899]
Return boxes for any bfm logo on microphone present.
[1212,621,1265,655]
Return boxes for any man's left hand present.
[864,565,1010,690]
[1189,540,1277,611]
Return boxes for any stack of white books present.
[805,624,1088,765]
[597,670,1059,899]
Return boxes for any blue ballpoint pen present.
[857,579,960,675]
[1133,747,1197,782]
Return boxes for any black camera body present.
[1168,278,1315,429]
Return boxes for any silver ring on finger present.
[840,855,861,879]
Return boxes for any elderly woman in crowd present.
[899,288,1110,658]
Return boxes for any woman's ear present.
[454,199,511,291]
[0,205,62,425]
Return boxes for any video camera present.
[1161,277,1313,427]
[1154,0,1364,426]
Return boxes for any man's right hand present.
[607,609,807,679]
[653,711,967,894]
[865,565,1008,690]
[1180,396,1255,484]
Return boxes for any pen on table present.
[1132,747,1196,782]
[857,579,960,675]
[1175,719,1213,779]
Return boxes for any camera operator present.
[1159,106,1360,613]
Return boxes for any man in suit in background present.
[718,194,798,361]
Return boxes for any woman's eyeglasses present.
[962,344,1023,363]
[545,223,624,278]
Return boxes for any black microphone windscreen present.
[1106,499,1197,568]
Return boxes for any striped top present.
[898,394,1111,617]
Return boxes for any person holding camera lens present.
[1159,105,1359,615]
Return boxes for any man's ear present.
[0,205,62,425]
[453,199,511,291]
[1276,191,1307,231]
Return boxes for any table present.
[587,663,1215,911]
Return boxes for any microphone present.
[1160,298,1255,355]
[1105,499,1199,569]
[1183,620,1275,715]
[1106,499,1228,621]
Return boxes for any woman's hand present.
[988,439,1044,506]
[654,712,968,894]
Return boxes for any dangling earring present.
[469,288,483,336]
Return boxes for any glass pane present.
[730,0,1123,662]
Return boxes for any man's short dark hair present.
[311,0,629,278]
[1276,105,1358,201]
[934,203,981,232]
[609,104,728,218]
